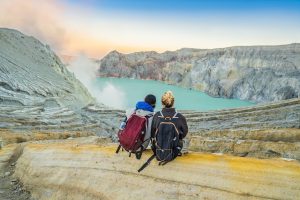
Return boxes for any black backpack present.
[138,111,182,172]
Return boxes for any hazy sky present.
[0,0,300,58]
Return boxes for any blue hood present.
[136,101,154,112]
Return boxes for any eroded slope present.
[0,29,123,142]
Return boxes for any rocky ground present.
[183,98,300,160]
[99,44,300,102]
[1,98,299,160]
[0,104,123,145]
[0,144,31,200]
[0,137,299,200]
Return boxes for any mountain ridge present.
[99,43,300,102]
[104,43,300,56]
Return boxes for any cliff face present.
[0,29,122,138]
[99,44,300,102]
[0,28,93,108]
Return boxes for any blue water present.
[95,78,255,111]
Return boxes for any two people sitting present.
[117,91,189,162]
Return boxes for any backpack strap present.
[158,111,178,120]
[138,154,156,173]
[115,144,121,154]
[158,111,164,118]
[172,112,178,119]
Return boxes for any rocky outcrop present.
[0,29,123,143]
[182,98,300,160]
[1,138,298,200]
[1,98,298,160]
[99,44,300,102]
[0,28,93,108]
[184,98,300,132]
[0,104,124,145]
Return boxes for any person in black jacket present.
[151,91,189,154]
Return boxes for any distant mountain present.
[99,44,300,102]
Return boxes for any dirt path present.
[0,144,31,200]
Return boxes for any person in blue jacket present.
[120,94,156,149]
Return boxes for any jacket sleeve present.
[179,114,188,139]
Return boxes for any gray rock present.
[0,28,123,139]
[183,98,300,160]
[99,44,300,103]
[4,172,10,177]
[0,28,94,109]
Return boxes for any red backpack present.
[116,113,150,159]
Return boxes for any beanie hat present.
[144,94,156,108]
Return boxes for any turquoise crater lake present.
[95,78,255,111]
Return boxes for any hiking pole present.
[137,155,156,173]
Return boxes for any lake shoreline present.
[94,77,255,111]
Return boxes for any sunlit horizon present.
[1,0,300,58]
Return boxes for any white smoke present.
[96,82,126,109]
[66,54,126,109]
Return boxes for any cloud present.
[0,0,158,58]
[0,0,104,57]
[66,54,126,109]
[0,0,133,58]
[66,54,97,89]
[95,83,126,109]
[0,0,68,51]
